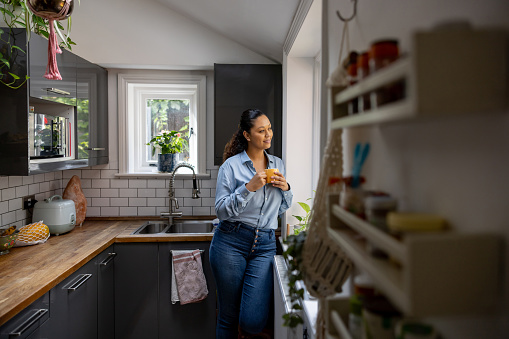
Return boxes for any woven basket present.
[302,129,352,298]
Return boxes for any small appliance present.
[32,195,76,235]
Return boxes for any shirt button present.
[261,213,264,215]
[252,250,254,252]
[255,240,257,243]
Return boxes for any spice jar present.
[356,52,371,112]
[368,39,403,109]
[347,53,359,115]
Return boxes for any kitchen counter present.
[0,217,214,326]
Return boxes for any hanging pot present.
[158,153,179,173]
[28,0,74,19]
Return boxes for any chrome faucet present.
[161,163,200,225]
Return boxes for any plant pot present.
[28,0,74,18]
[158,153,179,173]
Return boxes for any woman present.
[210,108,293,339]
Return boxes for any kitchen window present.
[118,73,206,175]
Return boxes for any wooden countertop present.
[0,218,214,326]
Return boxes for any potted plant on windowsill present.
[146,130,188,173]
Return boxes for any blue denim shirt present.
[215,151,293,229]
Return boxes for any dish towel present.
[171,250,208,305]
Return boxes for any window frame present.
[118,73,206,175]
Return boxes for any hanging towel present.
[171,250,208,305]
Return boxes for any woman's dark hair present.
[223,108,267,163]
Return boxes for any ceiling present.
[154,0,302,63]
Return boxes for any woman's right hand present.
[245,171,267,192]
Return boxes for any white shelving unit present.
[326,193,502,317]
[325,297,352,339]
[331,28,508,129]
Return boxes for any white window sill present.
[115,172,211,179]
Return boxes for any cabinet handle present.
[86,148,106,151]
[65,273,92,291]
[99,252,117,266]
[44,88,71,96]
[9,308,48,337]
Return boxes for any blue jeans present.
[209,221,276,339]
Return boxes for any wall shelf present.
[327,193,502,317]
[331,28,508,129]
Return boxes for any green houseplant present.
[146,129,188,156]
[0,0,77,88]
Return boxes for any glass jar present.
[356,51,370,112]
[368,39,402,109]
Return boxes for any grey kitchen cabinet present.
[97,246,116,339]
[0,293,50,339]
[76,55,109,166]
[158,241,216,339]
[114,243,159,339]
[49,256,98,339]
[0,27,108,175]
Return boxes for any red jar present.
[357,52,371,112]
[368,39,399,73]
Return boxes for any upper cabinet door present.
[29,34,76,106]
[76,56,108,164]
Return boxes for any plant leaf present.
[0,58,10,68]
[11,45,26,53]
[8,72,20,80]
[298,202,311,214]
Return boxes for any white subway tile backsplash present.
[22,176,34,185]
[156,207,168,215]
[2,211,15,224]
[138,207,156,216]
[138,189,156,198]
[3,188,15,200]
[101,207,119,216]
[16,209,28,222]
[147,179,165,188]
[111,179,129,189]
[9,198,22,211]
[62,170,81,179]
[101,189,119,198]
[211,189,216,197]
[82,170,101,179]
[92,198,110,207]
[92,179,110,189]
[147,198,166,207]
[44,172,55,181]
[0,177,8,189]
[49,180,61,191]
[120,207,138,216]
[183,180,194,189]
[119,189,138,198]
[39,182,50,192]
[80,179,92,189]
[82,188,102,198]
[201,179,217,189]
[0,201,8,214]
[210,169,219,179]
[129,179,147,188]
[192,207,211,216]
[101,170,118,179]
[198,189,211,198]
[110,198,129,207]
[129,198,147,206]
[177,206,193,215]
[9,176,23,187]
[16,185,28,198]
[87,207,101,217]
[54,171,62,180]
[172,180,184,189]
[184,198,202,207]
[156,189,168,198]
[28,184,40,195]
[201,198,215,207]
[33,174,45,183]
[174,188,192,198]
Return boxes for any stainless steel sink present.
[166,220,215,234]
[131,220,214,235]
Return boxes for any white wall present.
[285,56,315,225]
[70,0,274,68]
[325,0,509,338]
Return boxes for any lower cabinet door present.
[114,243,158,339]
[0,293,49,339]
[97,246,116,339]
[49,259,98,339]
[158,242,217,339]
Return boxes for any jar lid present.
[369,39,399,60]
[387,212,446,232]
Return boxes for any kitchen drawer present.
[0,293,49,339]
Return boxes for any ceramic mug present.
[265,168,279,184]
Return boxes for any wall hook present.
[336,0,358,22]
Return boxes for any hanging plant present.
[0,0,78,88]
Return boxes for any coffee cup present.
[265,168,278,184]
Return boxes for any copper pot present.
[28,0,74,19]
